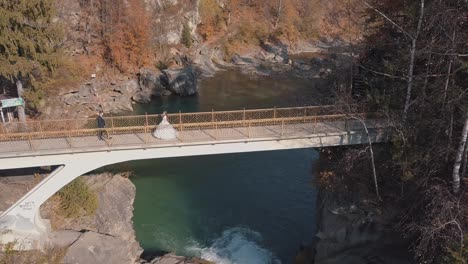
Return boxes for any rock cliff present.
[43,173,143,264]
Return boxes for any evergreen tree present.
[0,0,62,121]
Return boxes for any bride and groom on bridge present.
[96,111,177,141]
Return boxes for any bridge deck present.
[0,117,386,158]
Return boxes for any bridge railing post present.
[273,106,276,124]
[66,129,72,149]
[179,110,184,141]
[248,120,251,138]
[110,114,115,136]
[243,108,246,126]
[212,109,215,128]
[38,121,43,134]
[144,112,149,144]
[215,119,218,140]
[314,116,317,134]
[303,107,307,123]
[281,119,284,137]
[27,133,35,151]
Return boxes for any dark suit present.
[97,115,106,139]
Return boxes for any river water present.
[119,69,334,263]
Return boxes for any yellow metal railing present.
[0,105,375,152]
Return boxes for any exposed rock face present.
[137,68,167,102]
[163,67,198,96]
[310,191,412,264]
[63,231,140,264]
[45,173,143,264]
[147,0,200,45]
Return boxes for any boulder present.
[162,67,198,96]
[138,68,166,102]
[231,54,255,65]
[261,41,289,63]
[63,93,81,105]
[78,85,94,97]
[115,80,140,96]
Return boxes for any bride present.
[152,111,177,139]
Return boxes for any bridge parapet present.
[0,105,381,156]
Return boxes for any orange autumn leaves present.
[101,0,151,73]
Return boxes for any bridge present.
[0,105,388,250]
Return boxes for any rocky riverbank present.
[0,172,210,264]
[41,64,199,120]
[309,190,413,264]
[291,147,414,264]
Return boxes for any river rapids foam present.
[188,227,281,264]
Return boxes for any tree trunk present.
[443,31,456,105]
[359,117,382,201]
[403,0,425,120]
[447,107,454,162]
[452,111,468,193]
[274,0,283,29]
[403,39,417,119]
[422,39,433,98]
[462,140,468,179]
[16,79,26,123]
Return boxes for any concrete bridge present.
[0,105,388,250]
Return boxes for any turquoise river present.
[111,69,334,263]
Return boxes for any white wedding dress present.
[152,115,177,139]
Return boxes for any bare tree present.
[338,100,382,201]
[361,0,425,120]
[274,0,283,29]
[452,110,468,193]
[15,79,26,123]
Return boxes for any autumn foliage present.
[99,0,151,73]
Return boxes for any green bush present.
[181,22,193,48]
[57,177,98,218]
[440,235,468,264]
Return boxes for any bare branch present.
[361,0,413,39]
[358,65,407,80]
[431,52,468,57]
